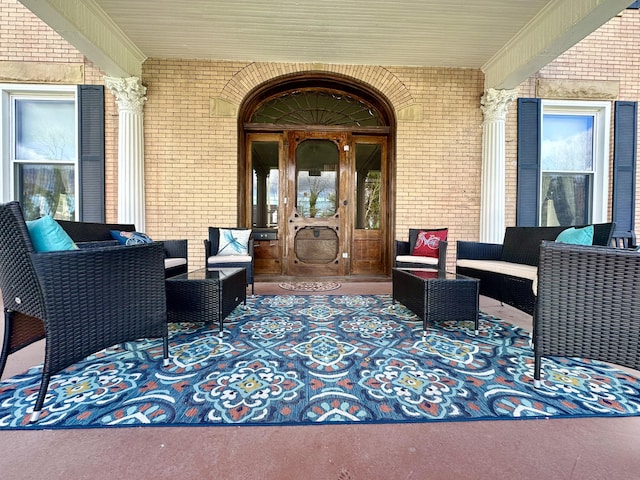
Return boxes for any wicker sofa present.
[534,241,640,386]
[57,220,188,278]
[455,223,615,315]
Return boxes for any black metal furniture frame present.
[534,241,640,387]
[0,202,169,422]
[392,268,480,335]
[166,268,247,335]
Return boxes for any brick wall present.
[142,60,484,269]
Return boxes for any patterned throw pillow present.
[412,229,448,258]
[217,228,251,256]
[110,230,154,245]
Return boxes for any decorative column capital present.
[481,88,518,125]
[105,76,147,114]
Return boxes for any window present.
[1,84,105,222]
[539,100,610,226]
[517,98,612,227]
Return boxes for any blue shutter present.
[612,101,637,240]
[517,98,541,226]
[77,85,105,222]
[628,1,640,9]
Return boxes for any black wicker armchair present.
[394,228,448,271]
[204,227,254,294]
[0,202,169,422]
[534,241,640,387]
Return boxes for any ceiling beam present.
[482,0,632,90]
[18,0,145,78]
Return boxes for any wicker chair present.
[533,241,640,387]
[0,202,169,422]
[394,228,448,271]
[204,227,254,294]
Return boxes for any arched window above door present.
[250,89,384,127]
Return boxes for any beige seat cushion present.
[456,259,538,293]
[207,255,252,264]
[395,255,438,266]
[164,258,187,269]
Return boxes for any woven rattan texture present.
[534,241,640,382]
[392,269,479,331]
[0,201,169,418]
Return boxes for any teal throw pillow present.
[217,228,251,256]
[555,225,594,245]
[26,215,78,252]
[110,230,153,245]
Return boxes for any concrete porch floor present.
[1,281,640,480]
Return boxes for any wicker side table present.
[166,267,246,336]
[392,268,480,335]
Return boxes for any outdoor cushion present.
[165,257,187,269]
[412,229,448,258]
[456,259,539,293]
[26,215,78,252]
[110,230,154,245]
[555,225,593,245]
[217,228,251,256]
[395,254,438,266]
[207,254,252,264]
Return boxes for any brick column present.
[105,76,147,231]
[479,88,518,243]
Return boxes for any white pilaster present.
[479,88,518,243]
[105,76,147,231]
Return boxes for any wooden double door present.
[248,130,388,277]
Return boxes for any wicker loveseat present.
[455,223,615,315]
[57,220,188,278]
[533,241,640,386]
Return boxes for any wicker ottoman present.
[392,268,480,335]
[166,267,246,336]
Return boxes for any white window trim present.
[0,84,79,216]
[540,99,610,224]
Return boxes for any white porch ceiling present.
[18,0,634,89]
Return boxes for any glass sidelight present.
[251,140,280,229]
[355,142,382,230]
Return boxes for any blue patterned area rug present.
[1,294,639,429]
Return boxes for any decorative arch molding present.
[220,62,415,114]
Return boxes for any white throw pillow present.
[217,228,251,256]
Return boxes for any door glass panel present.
[295,139,338,218]
[251,141,279,228]
[355,143,381,229]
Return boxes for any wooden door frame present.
[238,73,397,276]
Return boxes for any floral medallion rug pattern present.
[1,294,639,429]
